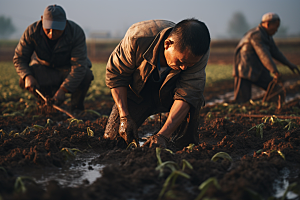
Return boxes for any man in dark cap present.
[104,19,210,150]
[13,5,93,113]
[233,12,299,103]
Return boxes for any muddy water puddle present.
[16,153,104,188]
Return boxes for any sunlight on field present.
[0,61,296,102]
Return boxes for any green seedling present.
[14,176,36,193]
[195,177,221,200]
[155,147,193,199]
[164,149,174,155]
[248,123,264,139]
[84,109,101,117]
[32,124,44,130]
[211,152,233,163]
[281,182,300,200]
[186,143,195,152]
[206,112,213,120]
[20,126,32,136]
[87,127,94,137]
[126,141,137,150]
[0,129,7,137]
[0,167,7,174]
[68,118,84,127]
[60,148,82,160]
[284,120,298,130]
[256,149,263,154]
[262,150,285,160]
[45,118,54,128]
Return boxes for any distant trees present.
[227,12,250,38]
[0,15,16,39]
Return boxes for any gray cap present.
[43,5,66,30]
[261,12,280,23]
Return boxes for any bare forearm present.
[111,87,129,117]
[158,100,190,138]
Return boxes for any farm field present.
[1,45,300,199]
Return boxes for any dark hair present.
[169,18,210,56]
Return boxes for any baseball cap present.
[43,5,66,30]
[261,12,280,23]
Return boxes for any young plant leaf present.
[211,152,233,162]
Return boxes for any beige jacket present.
[13,20,91,93]
[106,20,209,108]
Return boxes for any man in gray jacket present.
[104,19,210,149]
[13,5,93,112]
[233,12,299,103]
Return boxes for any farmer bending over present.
[233,12,299,103]
[13,5,93,114]
[104,19,210,150]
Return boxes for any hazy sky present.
[1,0,300,39]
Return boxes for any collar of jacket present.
[142,27,172,67]
[258,24,272,40]
[32,20,73,50]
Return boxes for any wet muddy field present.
[1,73,300,200]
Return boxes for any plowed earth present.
[1,74,300,200]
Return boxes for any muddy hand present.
[53,88,66,106]
[142,134,168,148]
[25,75,39,93]
[289,64,300,75]
[119,115,139,146]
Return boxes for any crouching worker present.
[233,12,299,105]
[104,18,210,150]
[13,5,94,113]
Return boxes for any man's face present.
[42,27,64,40]
[41,16,65,40]
[164,38,202,71]
[266,20,280,36]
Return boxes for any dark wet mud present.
[1,74,300,200]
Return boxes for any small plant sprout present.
[60,148,82,160]
[281,182,300,200]
[68,118,84,127]
[248,123,265,139]
[155,148,193,199]
[0,166,7,174]
[211,152,233,163]
[126,140,138,150]
[186,143,195,152]
[206,112,213,120]
[284,119,298,130]
[84,109,101,117]
[0,129,7,137]
[195,177,221,200]
[87,127,94,137]
[32,124,44,130]
[164,149,174,155]
[44,118,54,128]
[14,176,36,193]
[262,150,285,160]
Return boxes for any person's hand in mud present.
[142,134,169,148]
[25,75,39,92]
[288,63,300,75]
[119,115,139,146]
[53,87,66,106]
